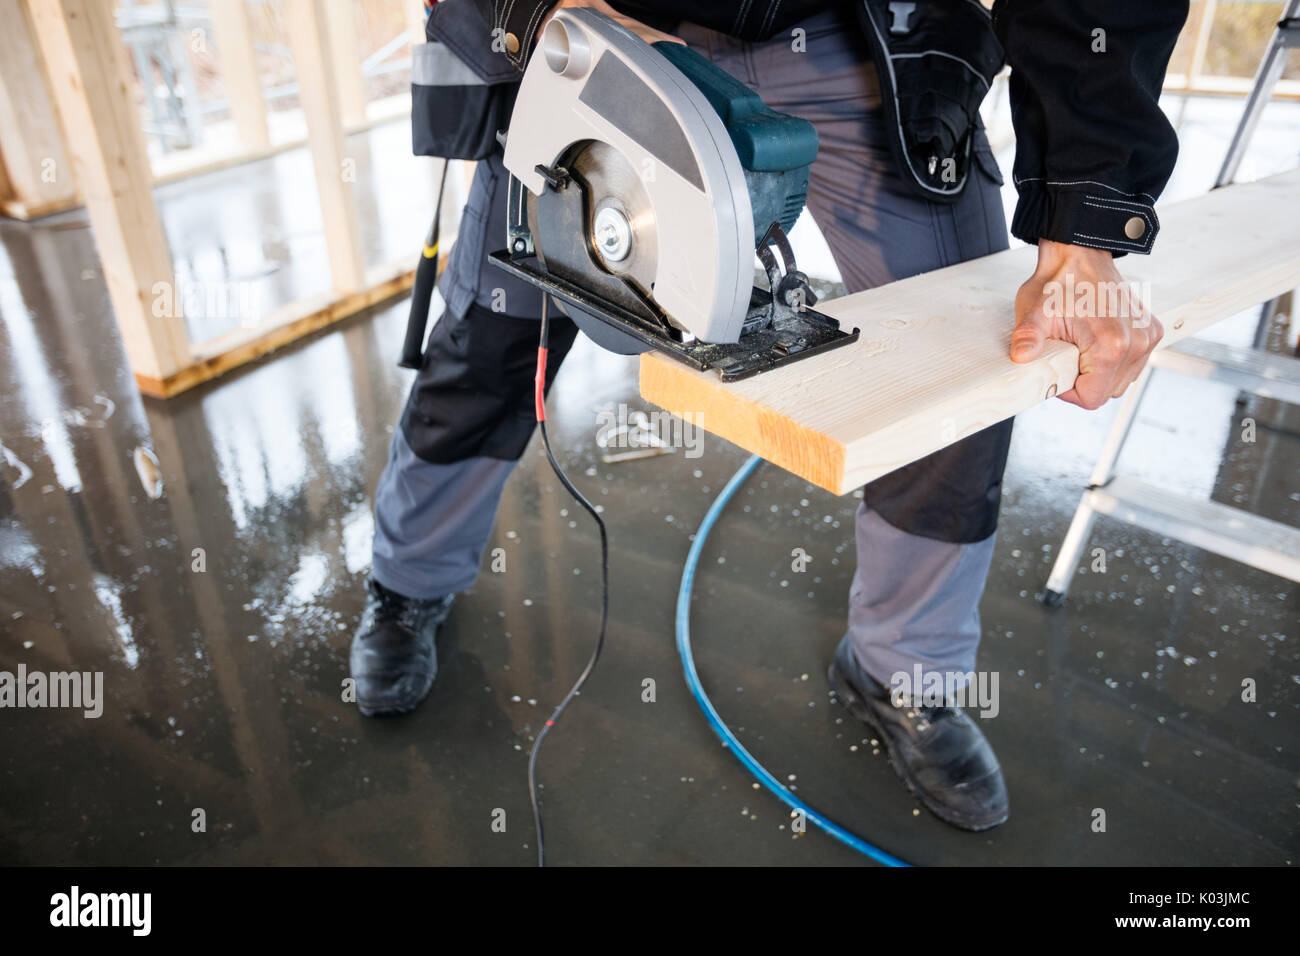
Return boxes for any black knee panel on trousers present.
[400,302,579,463]
[862,418,1014,544]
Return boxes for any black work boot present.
[827,637,1009,831]
[349,577,455,717]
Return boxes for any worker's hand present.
[539,0,686,46]
[1010,239,1164,410]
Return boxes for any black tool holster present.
[855,0,1004,203]
[402,0,526,368]
[411,0,522,161]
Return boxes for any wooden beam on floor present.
[639,167,1300,496]
[0,193,80,220]
[28,0,191,381]
[133,258,424,398]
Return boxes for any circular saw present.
[489,8,858,381]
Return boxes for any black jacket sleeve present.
[991,0,1189,256]
[469,0,560,71]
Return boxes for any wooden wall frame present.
[23,0,431,398]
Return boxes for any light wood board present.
[640,168,1300,495]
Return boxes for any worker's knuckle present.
[1095,328,1129,360]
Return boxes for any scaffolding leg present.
[1086,366,1154,487]
[1041,367,1155,605]
[1045,4,1298,606]
[1042,495,1098,606]
[1214,0,1300,187]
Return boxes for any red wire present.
[534,347,548,422]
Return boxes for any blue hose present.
[675,454,912,867]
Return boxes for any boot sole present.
[827,659,1008,833]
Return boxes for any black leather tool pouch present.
[855,0,1004,203]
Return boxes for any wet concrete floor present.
[0,108,1296,866]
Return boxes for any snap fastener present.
[1124,216,1146,240]
[504,31,520,54]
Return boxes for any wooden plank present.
[640,168,1300,495]
[284,0,366,293]
[0,0,78,211]
[209,0,270,149]
[133,259,420,398]
[28,0,191,381]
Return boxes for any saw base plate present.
[488,250,860,382]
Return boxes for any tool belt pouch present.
[411,0,520,160]
[855,0,1004,203]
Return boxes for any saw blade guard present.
[502,8,758,344]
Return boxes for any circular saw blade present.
[529,140,661,310]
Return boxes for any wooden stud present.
[406,0,428,46]
[0,0,78,214]
[324,0,367,127]
[639,168,1300,495]
[27,0,191,381]
[284,0,366,294]
[1185,0,1218,91]
[209,0,270,149]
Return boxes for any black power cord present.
[527,295,610,867]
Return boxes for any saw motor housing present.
[651,41,817,249]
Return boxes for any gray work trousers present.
[372,7,1012,686]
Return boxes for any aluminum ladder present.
[1042,2,1300,604]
